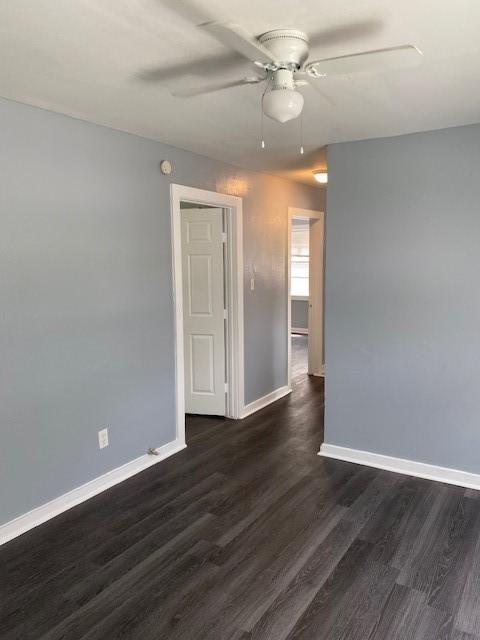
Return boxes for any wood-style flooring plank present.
[368,583,453,640]
[454,510,480,636]
[397,490,480,614]
[248,521,364,640]
[285,539,398,640]
[450,631,480,640]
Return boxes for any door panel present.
[181,208,226,415]
[190,334,215,393]
[187,254,213,316]
[186,220,213,242]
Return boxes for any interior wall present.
[325,123,480,474]
[0,97,324,525]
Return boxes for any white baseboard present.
[292,328,308,335]
[0,438,186,546]
[319,443,480,491]
[240,385,292,419]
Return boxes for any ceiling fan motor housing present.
[271,68,295,90]
[258,29,309,68]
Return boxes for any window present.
[291,221,309,297]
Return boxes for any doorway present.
[170,185,244,447]
[287,207,325,386]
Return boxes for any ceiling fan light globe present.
[262,89,304,123]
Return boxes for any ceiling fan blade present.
[308,19,383,49]
[296,75,336,107]
[200,22,277,65]
[136,52,244,84]
[160,0,211,25]
[306,45,423,78]
[172,76,264,98]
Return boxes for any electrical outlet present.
[98,428,109,449]
[250,277,255,291]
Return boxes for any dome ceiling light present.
[262,69,304,124]
[313,170,328,184]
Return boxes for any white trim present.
[289,208,324,221]
[319,443,480,491]
[287,207,325,386]
[0,439,186,546]
[170,185,244,433]
[225,199,245,420]
[240,385,291,418]
[287,213,292,388]
[291,295,309,301]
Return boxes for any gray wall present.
[325,123,480,474]
[0,97,324,525]
[291,299,309,330]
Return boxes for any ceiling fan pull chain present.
[300,110,304,155]
[260,102,265,149]
[260,76,272,149]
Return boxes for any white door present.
[181,208,226,415]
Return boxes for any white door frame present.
[171,184,245,444]
[287,207,325,387]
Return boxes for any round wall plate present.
[160,160,172,175]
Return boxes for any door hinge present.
[224,382,228,393]
[222,232,227,243]
[224,308,228,319]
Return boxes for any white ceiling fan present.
[172,22,423,124]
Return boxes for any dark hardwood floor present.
[2,339,480,638]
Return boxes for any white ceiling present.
[1,0,480,186]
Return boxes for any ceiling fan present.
[171,22,423,124]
